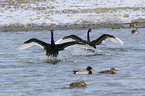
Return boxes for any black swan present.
[55,29,123,49]
[17,30,93,57]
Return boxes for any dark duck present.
[69,81,87,88]
[55,29,123,49]
[73,66,94,74]
[97,68,117,74]
[17,30,91,57]
[132,27,139,34]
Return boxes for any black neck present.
[51,31,55,46]
[87,30,90,42]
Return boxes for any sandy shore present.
[1,22,145,32]
[0,23,124,32]
[1,0,145,32]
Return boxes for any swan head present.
[88,29,92,32]
[49,29,54,33]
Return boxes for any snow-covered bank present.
[0,0,145,31]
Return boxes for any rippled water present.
[0,28,145,96]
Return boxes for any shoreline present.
[0,22,145,32]
[1,0,145,32]
[0,23,129,32]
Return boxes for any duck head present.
[110,68,117,71]
[80,81,87,86]
[86,66,94,71]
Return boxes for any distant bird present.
[69,81,87,88]
[97,68,117,74]
[55,29,123,49]
[132,27,139,34]
[73,66,94,74]
[17,30,93,57]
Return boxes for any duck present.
[73,66,94,74]
[97,68,117,74]
[17,30,93,57]
[132,27,139,34]
[55,29,123,49]
[69,81,87,88]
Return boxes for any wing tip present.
[115,37,124,45]
[16,44,25,50]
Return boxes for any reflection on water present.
[42,56,62,64]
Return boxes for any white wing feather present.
[63,44,96,51]
[104,37,123,45]
[17,42,44,50]
[55,38,76,44]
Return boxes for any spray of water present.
[39,55,61,64]
[39,48,104,64]
[71,48,104,56]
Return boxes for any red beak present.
[90,30,92,32]
[52,31,54,33]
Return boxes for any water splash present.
[71,48,104,56]
[40,55,61,64]
[38,48,104,64]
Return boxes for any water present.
[0,28,145,96]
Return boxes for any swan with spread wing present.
[55,29,123,49]
[17,30,94,57]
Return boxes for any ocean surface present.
[0,28,145,96]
